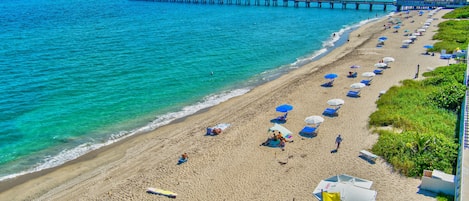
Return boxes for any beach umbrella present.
[417,28,426,32]
[409,35,417,39]
[374,63,387,68]
[362,72,376,78]
[413,32,421,36]
[393,25,400,29]
[324,73,338,79]
[350,65,360,69]
[327,99,345,106]
[378,36,387,41]
[422,25,429,29]
[402,39,413,44]
[304,115,325,125]
[404,29,409,33]
[276,104,293,113]
[423,45,433,49]
[382,57,395,63]
[350,83,366,89]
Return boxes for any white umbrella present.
[417,28,426,32]
[374,63,387,68]
[402,39,413,44]
[362,72,376,77]
[413,32,421,36]
[422,25,429,29]
[304,115,325,125]
[382,57,395,63]
[409,35,417,39]
[350,83,366,89]
[327,98,345,106]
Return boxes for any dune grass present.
[432,6,469,54]
[370,63,465,177]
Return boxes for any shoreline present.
[0,14,376,185]
[0,9,454,201]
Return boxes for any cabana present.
[313,174,377,201]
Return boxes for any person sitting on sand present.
[276,133,283,141]
[178,153,189,164]
[279,137,287,151]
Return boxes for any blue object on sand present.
[360,79,372,86]
[177,158,187,165]
[276,104,293,113]
[347,90,360,97]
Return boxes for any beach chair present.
[347,72,357,78]
[272,113,288,123]
[299,126,318,137]
[347,90,360,98]
[322,107,340,117]
[321,79,334,87]
[360,79,372,86]
[373,69,383,75]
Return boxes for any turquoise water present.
[0,0,393,181]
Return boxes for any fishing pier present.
[149,0,396,10]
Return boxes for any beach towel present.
[206,123,231,135]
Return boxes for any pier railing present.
[145,0,396,9]
[455,44,469,201]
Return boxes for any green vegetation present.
[371,7,469,177]
[431,6,469,54]
[370,64,466,177]
[436,193,454,201]
[442,6,469,19]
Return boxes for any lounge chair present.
[347,90,360,98]
[321,80,334,87]
[360,79,372,86]
[322,107,340,117]
[347,72,357,78]
[271,113,288,123]
[299,126,318,137]
[373,69,383,75]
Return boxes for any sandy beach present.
[0,8,454,201]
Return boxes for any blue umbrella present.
[324,73,338,79]
[276,104,293,113]
[423,45,433,49]
[378,36,388,41]
[393,25,400,29]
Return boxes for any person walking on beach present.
[414,64,420,79]
[335,134,343,150]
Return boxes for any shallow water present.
[0,0,393,180]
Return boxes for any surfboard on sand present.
[147,187,177,198]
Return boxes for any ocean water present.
[0,0,393,181]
